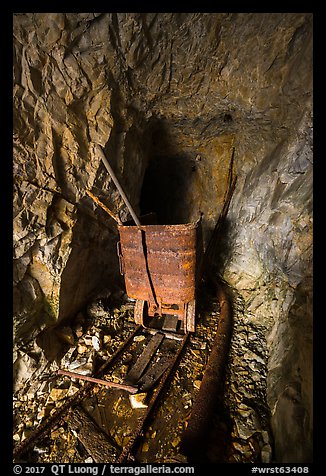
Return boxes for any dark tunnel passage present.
[139,120,199,225]
[140,154,196,225]
[140,157,193,225]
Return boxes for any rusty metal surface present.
[118,223,197,313]
[180,283,232,456]
[57,369,138,394]
[134,299,145,325]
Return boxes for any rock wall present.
[13,13,313,462]
[218,109,313,462]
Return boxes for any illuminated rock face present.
[13,13,312,462]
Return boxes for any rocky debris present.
[13,287,275,464]
[87,299,110,320]
[86,292,127,337]
[12,292,135,454]
[55,326,76,346]
[129,393,148,410]
[223,292,272,463]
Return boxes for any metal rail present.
[180,282,232,455]
[57,369,138,394]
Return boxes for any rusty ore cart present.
[117,218,197,333]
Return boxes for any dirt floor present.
[13,284,272,463]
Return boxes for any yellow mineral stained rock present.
[77,344,88,354]
[142,442,149,452]
[48,388,69,402]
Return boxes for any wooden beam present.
[68,406,119,463]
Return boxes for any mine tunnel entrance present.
[139,121,198,225]
[140,154,195,225]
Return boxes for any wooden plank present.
[144,328,184,341]
[124,333,164,385]
[68,406,119,463]
[137,356,172,392]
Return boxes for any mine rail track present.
[13,145,236,464]
[13,322,190,462]
[13,283,231,464]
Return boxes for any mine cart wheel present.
[134,299,146,325]
[185,299,196,333]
